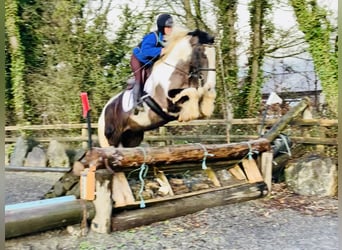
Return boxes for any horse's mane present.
[159,26,190,59]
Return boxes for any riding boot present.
[132,82,144,113]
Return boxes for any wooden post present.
[261,152,273,193]
[264,97,311,142]
[81,128,88,149]
[158,126,167,146]
[91,170,113,234]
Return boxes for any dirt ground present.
[5,171,338,250]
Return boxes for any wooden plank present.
[205,167,221,187]
[112,172,135,208]
[261,152,273,192]
[5,123,89,131]
[5,166,71,172]
[115,182,248,208]
[4,118,337,132]
[112,182,268,231]
[155,171,174,196]
[291,137,337,145]
[5,118,337,130]
[241,159,263,183]
[228,164,247,181]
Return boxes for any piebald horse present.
[98,28,216,147]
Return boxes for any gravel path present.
[5,171,338,250]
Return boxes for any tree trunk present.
[215,0,238,136]
[245,0,270,117]
[290,0,338,117]
[5,0,26,124]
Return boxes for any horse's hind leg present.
[121,130,144,147]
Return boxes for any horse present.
[98,28,216,148]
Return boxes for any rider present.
[130,13,174,108]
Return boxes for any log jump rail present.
[5,98,312,238]
[78,139,272,234]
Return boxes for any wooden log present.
[84,138,271,170]
[263,97,311,142]
[5,198,95,239]
[111,182,268,231]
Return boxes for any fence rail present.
[5,118,338,145]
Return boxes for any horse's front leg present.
[171,87,201,122]
[199,87,217,118]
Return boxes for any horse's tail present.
[98,93,122,147]
[98,107,110,147]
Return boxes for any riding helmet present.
[157,14,173,34]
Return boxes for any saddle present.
[125,67,151,91]
[126,77,135,90]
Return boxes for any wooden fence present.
[5,118,338,146]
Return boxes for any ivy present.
[290,0,338,117]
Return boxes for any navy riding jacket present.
[133,31,164,66]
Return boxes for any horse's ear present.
[188,29,215,45]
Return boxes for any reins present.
[162,61,216,85]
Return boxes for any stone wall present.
[6,137,72,168]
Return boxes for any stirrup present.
[132,98,144,114]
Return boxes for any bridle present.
[162,44,216,87]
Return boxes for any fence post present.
[158,126,167,146]
[81,128,88,149]
[261,152,273,193]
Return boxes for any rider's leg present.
[130,54,143,107]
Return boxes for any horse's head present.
[187,29,215,45]
[161,28,216,99]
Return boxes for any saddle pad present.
[122,89,134,112]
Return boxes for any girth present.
[140,92,177,122]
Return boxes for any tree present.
[5,0,26,124]
[290,0,338,117]
[236,0,272,118]
[5,1,144,125]
[213,0,238,122]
